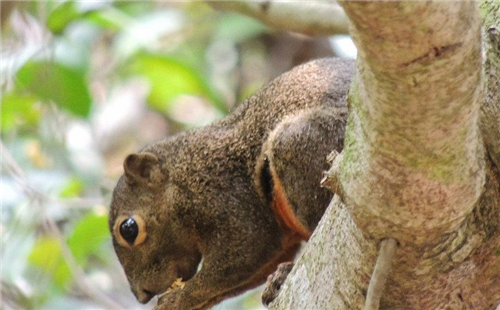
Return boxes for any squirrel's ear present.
[124,152,164,185]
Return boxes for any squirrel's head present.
[109,152,201,304]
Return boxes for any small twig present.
[1,280,32,310]
[321,150,344,200]
[1,140,122,309]
[364,238,398,310]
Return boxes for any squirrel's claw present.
[262,262,294,307]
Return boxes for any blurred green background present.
[0,1,355,309]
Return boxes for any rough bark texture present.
[270,2,500,310]
[207,1,349,36]
[270,196,378,310]
[480,0,500,171]
[339,1,485,243]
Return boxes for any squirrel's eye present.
[120,217,139,244]
[114,215,147,247]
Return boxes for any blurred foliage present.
[1,1,342,309]
[1,94,39,132]
[127,53,224,115]
[59,177,84,198]
[17,61,92,117]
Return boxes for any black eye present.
[120,217,139,244]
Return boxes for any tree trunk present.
[269,2,500,309]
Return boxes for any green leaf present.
[47,1,82,35]
[47,2,127,34]
[28,237,71,288]
[0,94,40,132]
[59,177,84,198]
[67,213,110,264]
[84,8,128,30]
[16,61,92,118]
[27,213,110,289]
[114,1,154,17]
[215,13,269,43]
[129,54,222,114]
[28,237,62,271]
[52,262,72,288]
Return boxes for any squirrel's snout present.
[133,287,156,304]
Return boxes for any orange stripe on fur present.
[270,167,312,241]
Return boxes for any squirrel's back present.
[145,58,354,194]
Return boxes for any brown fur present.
[271,167,311,241]
[109,58,355,310]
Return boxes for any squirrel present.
[109,58,354,310]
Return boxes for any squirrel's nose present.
[133,287,156,304]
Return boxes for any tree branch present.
[269,196,378,310]
[270,2,500,310]
[206,1,349,36]
[338,1,485,243]
[363,238,397,310]
[479,0,500,170]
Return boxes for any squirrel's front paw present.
[262,262,294,307]
[153,290,187,310]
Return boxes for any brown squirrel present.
[109,58,354,310]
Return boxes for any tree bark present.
[270,2,500,309]
[480,0,500,171]
[338,1,485,243]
